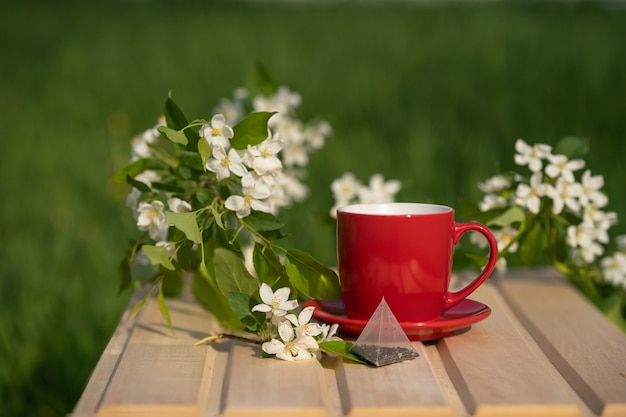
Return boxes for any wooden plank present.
[495,268,626,417]
[438,283,584,417]
[71,304,140,417]
[336,342,454,417]
[422,342,471,417]
[220,342,328,417]
[93,291,220,417]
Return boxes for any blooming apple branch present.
[113,67,366,362]
[463,137,625,327]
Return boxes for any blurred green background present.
[1,0,625,415]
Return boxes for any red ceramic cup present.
[337,203,498,323]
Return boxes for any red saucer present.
[304,298,491,341]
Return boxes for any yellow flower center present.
[211,127,221,136]
[284,341,296,354]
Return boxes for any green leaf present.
[177,238,198,271]
[162,267,183,297]
[519,221,547,265]
[118,256,132,294]
[192,266,245,332]
[151,182,185,193]
[196,189,214,205]
[253,243,288,287]
[285,250,341,300]
[214,248,259,297]
[198,137,211,168]
[487,206,526,228]
[228,292,265,332]
[127,284,156,318]
[230,112,276,150]
[164,96,188,129]
[166,211,202,244]
[244,210,283,232]
[180,151,204,171]
[319,341,368,365]
[163,95,199,149]
[209,204,226,229]
[111,158,152,183]
[554,136,589,159]
[126,174,151,192]
[158,281,174,332]
[141,245,175,271]
[157,126,188,145]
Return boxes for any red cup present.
[337,203,498,322]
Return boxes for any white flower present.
[261,321,318,361]
[130,120,163,161]
[566,223,604,263]
[242,170,278,188]
[478,194,508,212]
[251,283,298,317]
[331,172,360,202]
[206,147,248,180]
[544,154,585,183]
[200,114,234,148]
[303,120,331,150]
[167,197,192,213]
[566,223,596,249]
[478,175,511,193]
[590,210,618,244]
[470,225,518,253]
[579,170,608,208]
[495,226,519,253]
[285,306,323,338]
[545,178,582,215]
[253,86,301,116]
[601,253,626,290]
[514,139,552,172]
[246,137,283,176]
[357,174,401,204]
[319,323,342,342]
[616,235,626,251]
[134,170,161,187]
[136,200,169,241]
[514,172,546,214]
[277,171,309,202]
[281,136,309,169]
[225,183,272,218]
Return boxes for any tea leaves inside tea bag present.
[350,297,419,367]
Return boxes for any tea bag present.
[350,297,419,367]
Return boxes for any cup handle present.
[444,221,498,310]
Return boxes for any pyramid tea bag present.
[350,297,419,367]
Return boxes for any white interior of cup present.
[337,202,452,215]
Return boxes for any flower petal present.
[251,303,271,313]
[298,306,315,325]
[280,299,299,312]
[273,287,291,303]
[261,339,285,355]
[295,335,319,350]
[258,283,273,304]
[285,313,299,327]
[278,321,295,342]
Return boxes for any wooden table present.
[71,268,626,417]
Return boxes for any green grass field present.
[2,1,626,415]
